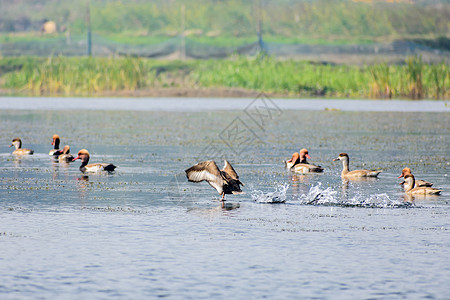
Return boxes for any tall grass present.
[1,56,448,99]
[192,56,370,98]
[192,56,449,99]
[369,63,392,98]
[3,56,152,95]
[428,61,448,99]
[406,56,424,99]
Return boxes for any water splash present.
[298,183,338,205]
[251,184,289,203]
[298,183,413,208]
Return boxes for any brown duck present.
[333,153,381,178]
[10,138,34,155]
[185,160,244,200]
[58,145,75,163]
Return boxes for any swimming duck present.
[402,173,441,195]
[333,153,381,178]
[285,148,323,173]
[72,149,116,173]
[10,138,34,155]
[49,134,62,156]
[398,167,433,187]
[185,160,244,200]
[58,145,74,163]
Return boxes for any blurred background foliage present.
[0,0,448,42]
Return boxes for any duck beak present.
[332,158,339,161]
[72,156,80,162]
[397,174,403,178]
[305,154,311,159]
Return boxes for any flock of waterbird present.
[9,136,442,200]
[285,149,442,196]
[10,135,116,173]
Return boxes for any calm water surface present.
[0,98,449,299]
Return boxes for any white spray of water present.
[298,182,338,205]
[251,182,412,208]
[251,184,289,203]
[297,183,412,208]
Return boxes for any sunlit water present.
[0,98,449,299]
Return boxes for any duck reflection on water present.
[76,175,90,205]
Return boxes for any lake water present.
[0,97,449,299]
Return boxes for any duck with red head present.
[58,145,74,163]
[398,167,433,187]
[49,134,63,155]
[333,153,381,178]
[72,149,116,173]
[10,138,34,155]
[401,172,441,195]
[284,148,323,173]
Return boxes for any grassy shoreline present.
[0,56,448,99]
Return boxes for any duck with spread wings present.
[185,160,244,200]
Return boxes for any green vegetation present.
[1,0,448,42]
[1,56,448,99]
[2,57,151,95]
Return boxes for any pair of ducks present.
[284,149,324,173]
[49,134,74,162]
[398,167,441,195]
[284,149,381,177]
[10,135,116,174]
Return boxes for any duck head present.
[299,148,311,161]
[51,134,60,149]
[72,149,90,164]
[333,153,349,162]
[398,167,412,179]
[10,138,22,150]
[288,152,300,163]
[403,174,416,192]
[61,145,71,154]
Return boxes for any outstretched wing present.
[222,160,244,189]
[185,160,224,194]
[222,160,239,180]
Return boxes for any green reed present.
[369,63,392,98]
[428,61,448,99]
[405,55,424,99]
[1,56,448,99]
[2,56,151,95]
[191,56,371,98]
